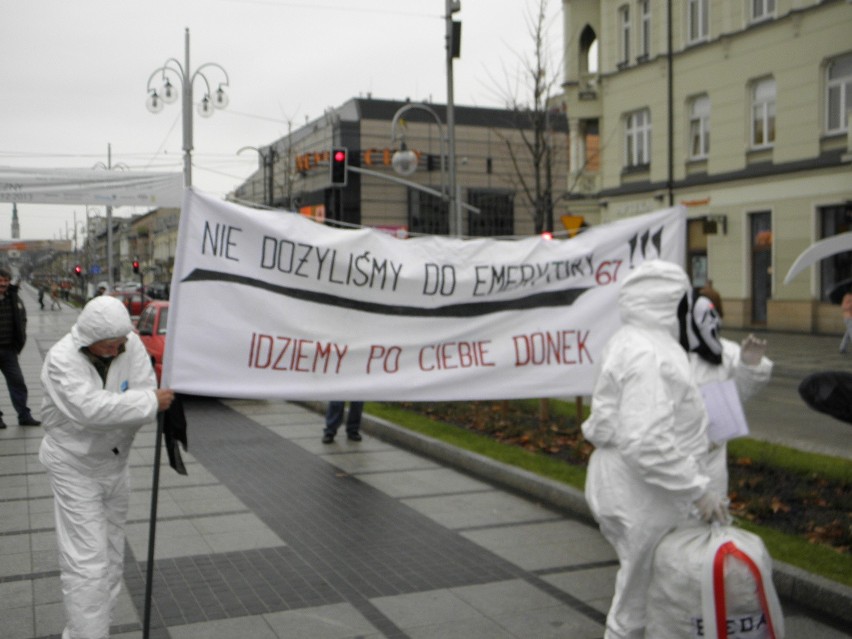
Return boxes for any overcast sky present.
[0,0,563,244]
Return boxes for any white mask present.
[689,294,723,364]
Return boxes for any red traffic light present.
[330,146,348,187]
[73,265,82,277]
[132,260,140,274]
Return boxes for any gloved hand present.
[694,491,730,524]
[740,334,767,366]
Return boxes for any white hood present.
[618,260,690,339]
[71,296,134,348]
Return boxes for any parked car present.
[108,290,153,318]
[136,301,169,383]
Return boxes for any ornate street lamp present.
[146,28,230,186]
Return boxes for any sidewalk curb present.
[298,401,852,627]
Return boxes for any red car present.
[136,301,169,384]
[109,290,154,318]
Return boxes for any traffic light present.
[330,147,348,187]
[73,265,82,278]
[132,260,140,274]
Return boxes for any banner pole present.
[142,412,165,638]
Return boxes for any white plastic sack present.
[647,523,784,638]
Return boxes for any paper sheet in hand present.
[700,379,749,443]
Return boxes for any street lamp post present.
[391,103,454,234]
[237,146,278,207]
[390,102,447,193]
[146,28,230,187]
[93,143,129,291]
[388,1,463,236]
[389,102,478,235]
[445,0,461,236]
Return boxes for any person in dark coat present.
[0,268,40,428]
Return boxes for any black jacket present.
[6,284,27,353]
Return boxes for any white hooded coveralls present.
[39,296,158,639]
[582,260,711,639]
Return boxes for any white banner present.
[164,188,686,400]
[0,166,182,206]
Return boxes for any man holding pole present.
[38,296,174,639]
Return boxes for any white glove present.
[694,491,730,525]
[740,334,767,366]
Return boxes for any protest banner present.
[164,188,685,400]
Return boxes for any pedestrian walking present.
[50,283,61,310]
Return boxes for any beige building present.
[233,98,569,238]
[84,208,179,287]
[561,0,851,333]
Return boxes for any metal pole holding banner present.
[142,412,165,638]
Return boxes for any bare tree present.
[491,0,566,234]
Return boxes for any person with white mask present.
[38,296,174,639]
[684,291,773,497]
[582,259,727,639]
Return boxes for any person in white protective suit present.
[684,291,773,496]
[582,260,728,639]
[38,296,174,639]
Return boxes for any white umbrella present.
[783,232,852,284]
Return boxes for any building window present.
[687,0,709,44]
[625,109,651,168]
[467,190,515,237]
[638,0,651,59]
[750,0,775,24]
[826,52,852,134]
[619,5,631,65]
[408,191,449,236]
[751,77,776,148]
[689,94,711,159]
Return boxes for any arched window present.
[579,25,598,76]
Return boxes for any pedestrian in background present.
[38,296,174,639]
[0,267,41,428]
[323,401,364,443]
[698,278,724,318]
[50,282,61,310]
[839,292,852,354]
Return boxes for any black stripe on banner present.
[181,268,591,318]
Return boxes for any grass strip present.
[728,438,852,483]
[366,402,587,487]
[367,401,851,588]
[735,519,852,587]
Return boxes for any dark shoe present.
[347,431,362,442]
[18,416,41,427]
[322,433,335,444]
[0,419,6,429]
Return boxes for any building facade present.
[561,0,851,333]
[233,98,569,238]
